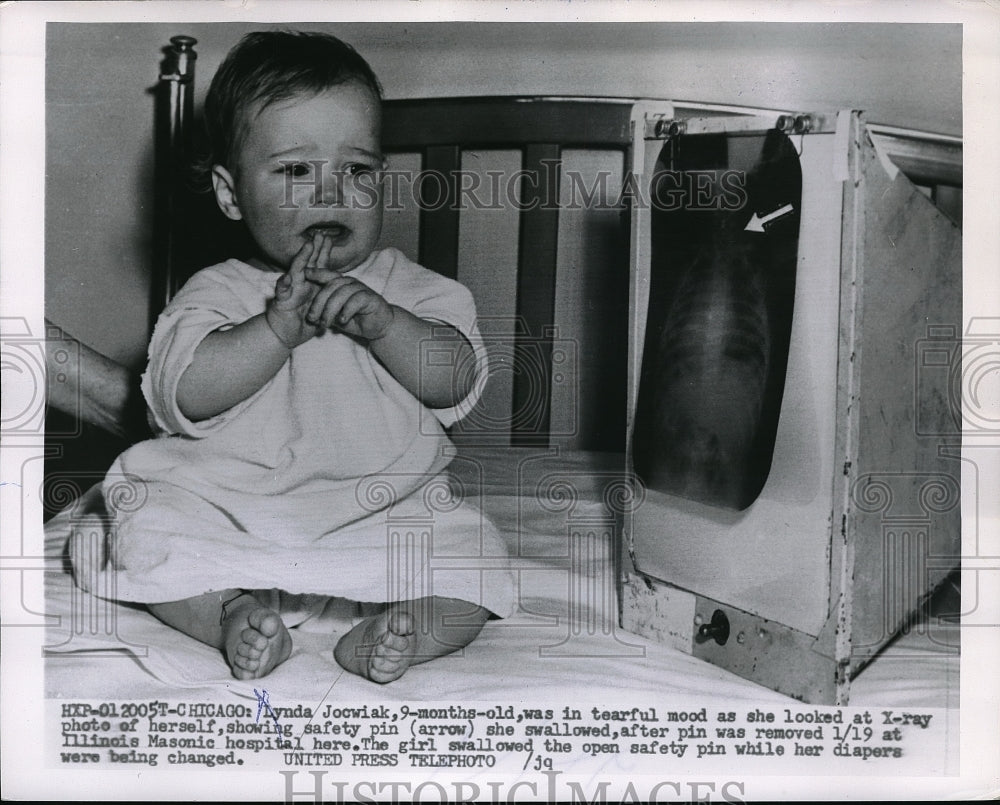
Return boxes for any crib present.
[41,33,962,766]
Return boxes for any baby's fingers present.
[304,277,350,327]
[273,271,293,302]
[336,287,376,327]
[315,234,335,271]
[288,238,316,285]
[274,240,319,309]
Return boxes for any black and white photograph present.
[2,0,998,800]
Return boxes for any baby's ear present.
[211,165,243,221]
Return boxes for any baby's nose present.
[318,172,344,206]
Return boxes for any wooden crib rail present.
[381,97,634,445]
[382,97,634,284]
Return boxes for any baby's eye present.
[344,163,377,177]
[278,162,312,177]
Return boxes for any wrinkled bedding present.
[44,448,959,712]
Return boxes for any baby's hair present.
[203,30,383,176]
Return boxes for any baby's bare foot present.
[334,608,417,683]
[223,600,292,680]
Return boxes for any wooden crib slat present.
[418,145,461,279]
[512,143,562,446]
[379,99,635,448]
[382,98,633,150]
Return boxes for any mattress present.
[40,446,962,797]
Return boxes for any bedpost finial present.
[170,35,198,52]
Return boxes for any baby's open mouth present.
[305,223,350,243]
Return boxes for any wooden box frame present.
[620,107,962,704]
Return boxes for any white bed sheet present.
[43,447,960,775]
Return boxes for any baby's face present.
[216,82,384,273]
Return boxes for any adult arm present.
[45,319,145,440]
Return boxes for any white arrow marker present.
[745,203,795,232]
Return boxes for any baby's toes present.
[379,629,411,654]
[232,663,258,680]
[223,603,292,680]
[234,650,260,672]
[372,642,407,671]
[374,639,403,663]
[248,608,282,638]
[236,641,265,672]
[240,627,268,653]
[371,656,401,675]
[237,637,264,660]
[387,610,415,637]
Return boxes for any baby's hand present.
[303,269,396,342]
[265,239,323,349]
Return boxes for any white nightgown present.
[76,247,517,617]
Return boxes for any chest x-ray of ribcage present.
[633,130,801,510]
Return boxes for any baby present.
[81,31,516,683]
